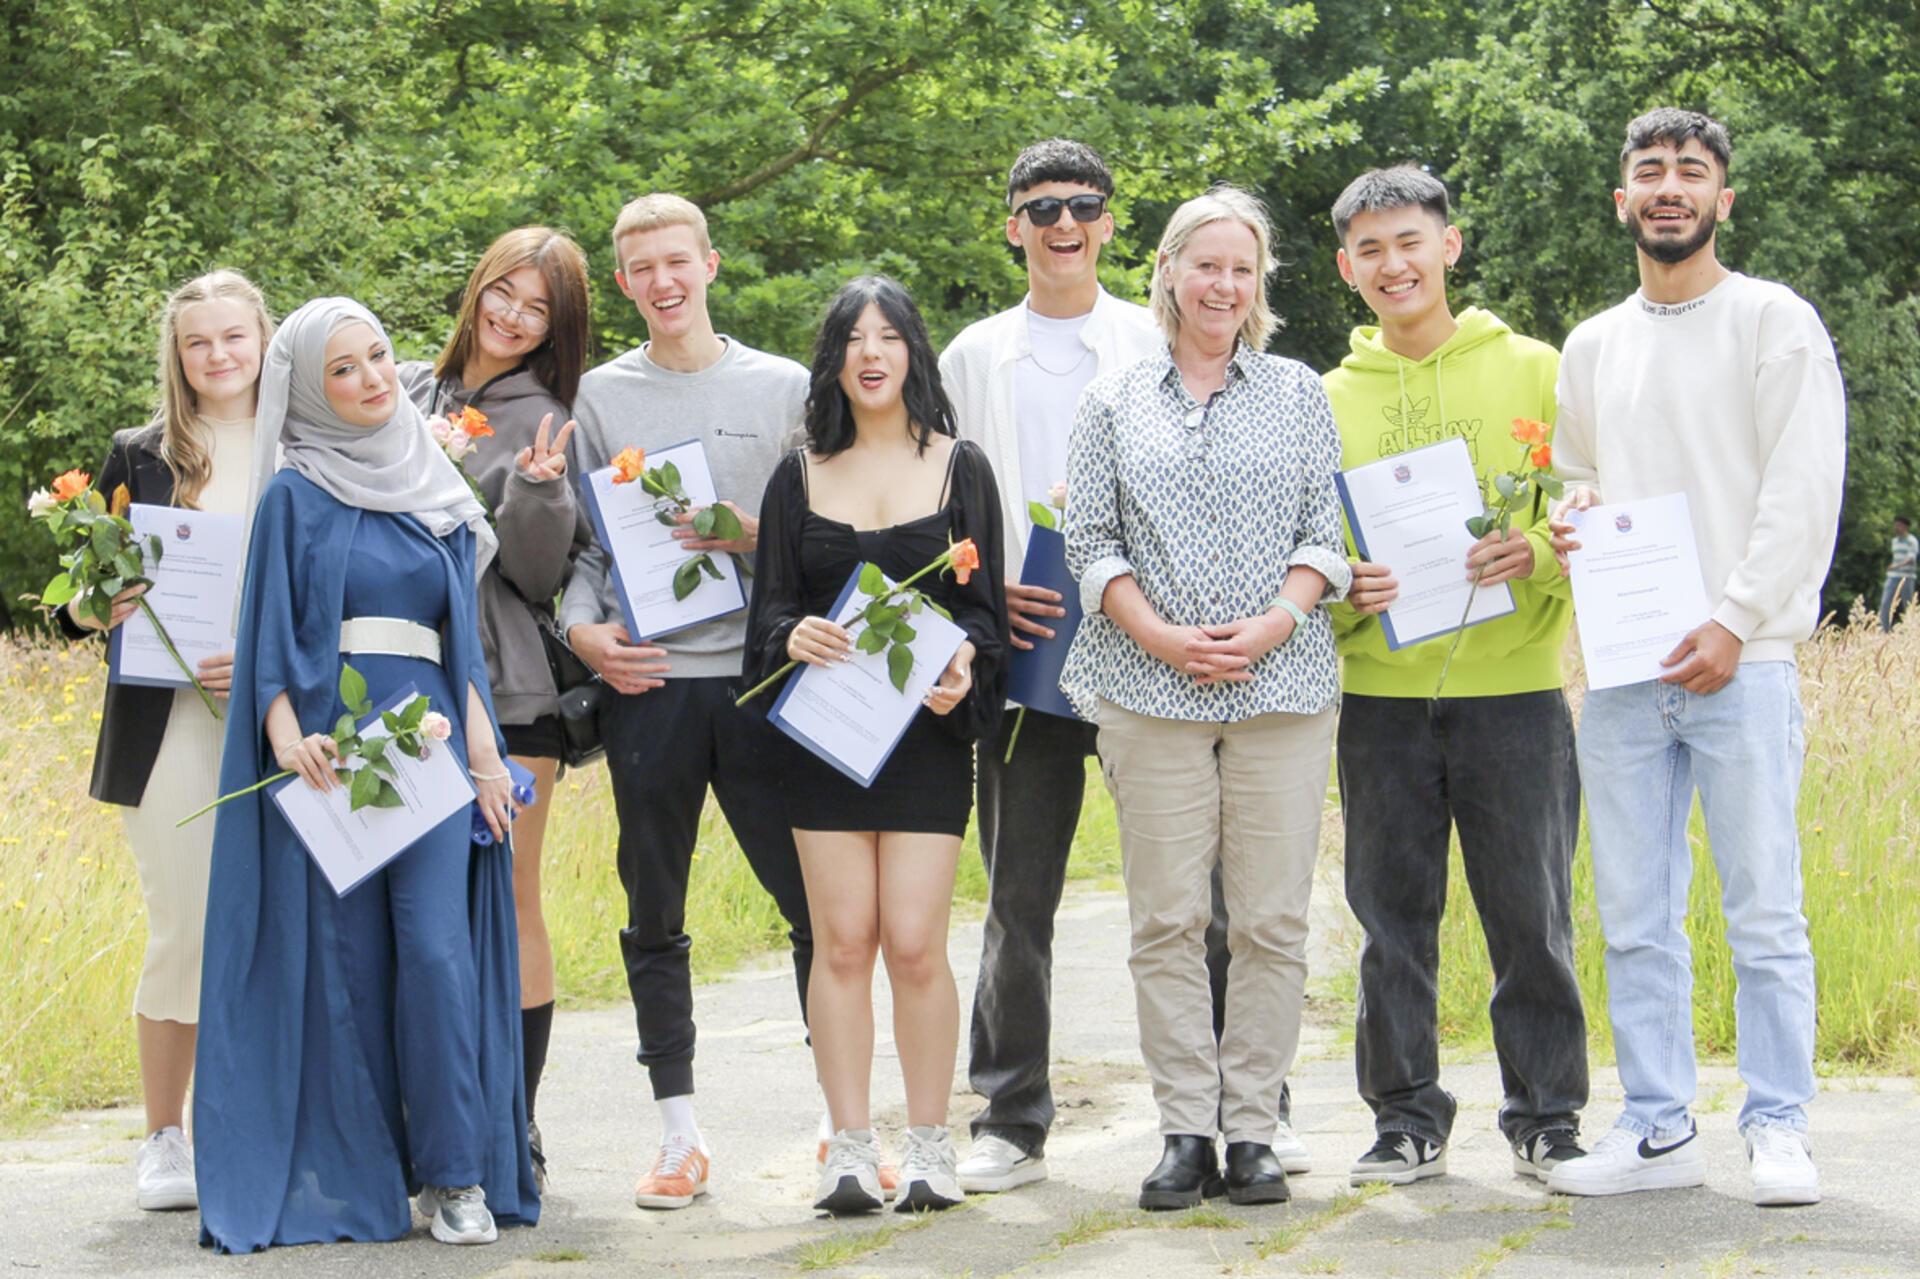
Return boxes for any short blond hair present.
[1148,184,1280,351]
[611,193,711,265]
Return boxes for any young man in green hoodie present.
[1323,166,1589,1187]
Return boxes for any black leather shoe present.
[1224,1141,1290,1204]
[1139,1135,1225,1210]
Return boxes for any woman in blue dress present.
[194,298,538,1251]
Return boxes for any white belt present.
[339,617,443,665]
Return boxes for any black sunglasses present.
[1013,194,1109,227]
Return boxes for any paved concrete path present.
[3,872,1915,1278]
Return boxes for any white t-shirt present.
[1012,308,1097,508]
[1555,272,1846,662]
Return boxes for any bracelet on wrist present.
[1269,596,1309,632]
[468,767,510,783]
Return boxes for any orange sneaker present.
[633,1136,709,1210]
[816,1138,900,1199]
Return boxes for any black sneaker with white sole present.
[1512,1128,1585,1181]
[1349,1133,1447,1186]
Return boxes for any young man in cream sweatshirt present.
[1548,109,1845,1207]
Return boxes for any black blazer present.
[59,425,187,806]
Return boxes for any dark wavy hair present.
[803,275,956,457]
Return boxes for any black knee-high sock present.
[522,1001,555,1122]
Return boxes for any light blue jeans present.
[1577,661,1815,1138]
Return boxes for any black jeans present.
[1339,691,1587,1146]
[969,708,1286,1154]
[600,676,813,1099]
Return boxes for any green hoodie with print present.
[1323,307,1570,698]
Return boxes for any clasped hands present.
[1144,610,1294,684]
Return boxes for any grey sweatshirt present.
[558,337,808,678]
[399,360,592,723]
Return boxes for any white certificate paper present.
[1567,493,1712,690]
[768,568,968,788]
[270,690,478,896]
[1335,439,1515,649]
[108,504,245,688]
[581,439,747,642]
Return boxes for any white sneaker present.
[815,1130,885,1215]
[1746,1123,1820,1206]
[417,1183,498,1244]
[894,1125,963,1213]
[1272,1121,1312,1175]
[1349,1133,1446,1186]
[956,1133,1049,1193]
[135,1127,196,1211]
[1546,1121,1705,1197]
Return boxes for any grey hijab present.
[243,297,496,578]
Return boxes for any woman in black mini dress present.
[746,275,1008,1215]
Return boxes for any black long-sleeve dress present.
[744,439,1010,835]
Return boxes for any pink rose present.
[420,711,452,742]
[1047,481,1068,510]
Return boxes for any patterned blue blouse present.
[1061,343,1350,723]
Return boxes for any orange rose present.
[1531,443,1552,470]
[948,537,981,586]
[1511,418,1549,446]
[451,404,493,440]
[611,447,646,484]
[50,469,90,503]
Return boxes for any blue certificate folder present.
[1333,441,1515,652]
[1004,524,1083,722]
[767,565,963,789]
[579,438,747,643]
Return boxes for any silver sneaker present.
[418,1183,498,1244]
[895,1125,962,1213]
[1272,1121,1312,1175]
[956,1133,1048,1193]
[814,1130,885,1215]
[135,1126,196,1211]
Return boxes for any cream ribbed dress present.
[119,415,254,1023]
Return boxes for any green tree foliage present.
[2,0,1914,615]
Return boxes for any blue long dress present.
[195,471,538,1252]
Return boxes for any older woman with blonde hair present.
[1061,185,1349,1211]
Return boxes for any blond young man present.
[559,194,814,1211]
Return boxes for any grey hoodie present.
[400,361,592,724]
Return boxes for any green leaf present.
[654,507,678,527]
[349,765,380,812]
[1494,472,1517,500]
[362,735,390,761]
[88,590,111,627]
[41,575,76,607]
[334,713,357,742]
[339,663,368,714]
[114,550,140,578]
[699,555,723,580]
[672,557,703,601]
[1499,511,1513,535]
[660,461,682,493]
[371,780,405,809]
[1027,500,1058,530]
[886,641,915,692]
[1539,475,1566,499]
[708,503,743,540]
[909,593,925,613]
[856,626,889,654]
[692,506,716,537]
[1465,515,1490,538]
[858,562,886,598]
[891,618,917,644]
[98,575,122,598]
[400,696,427,730]
[90,521,119,560]
[381,711,401,733]
[146,534,163,563]
[924,599,954,621]
[640,471,671,498]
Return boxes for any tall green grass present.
[4,615,1914,1127]
[1434,614,1920,1072]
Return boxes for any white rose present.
[26,488,54,517]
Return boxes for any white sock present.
[658,1095,706,1153]
[818,1108,835,1142]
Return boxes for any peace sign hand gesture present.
[514,414,577,483]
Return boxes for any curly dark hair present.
[803,275,957,458]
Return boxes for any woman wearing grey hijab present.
[195,298,539,1252]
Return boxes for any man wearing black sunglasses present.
[940,139,1162,1194]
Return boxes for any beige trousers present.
[1096,699,1335,1144]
